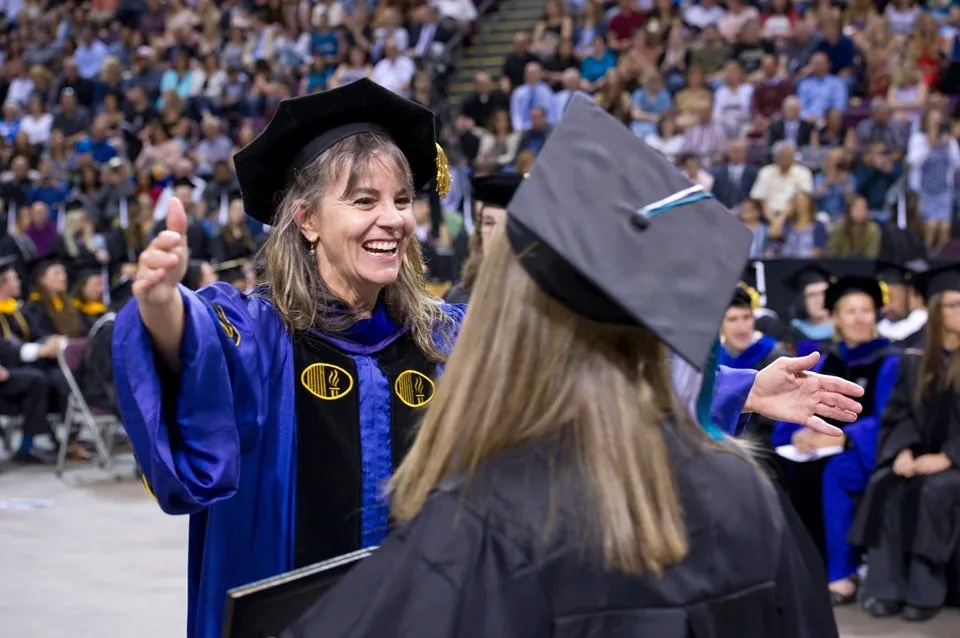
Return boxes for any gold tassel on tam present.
[434,143,451,198]
[879,280,890,307]
[741,284,761,311]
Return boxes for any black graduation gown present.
[285,424,838,638]
[849,351,960,604]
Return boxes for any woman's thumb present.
[166,197,188,235]
[780,351,820,373]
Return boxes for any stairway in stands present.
[447,0,544,111]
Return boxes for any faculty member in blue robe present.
[114,82,866,638]
[773,275,900,605]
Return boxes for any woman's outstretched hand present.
[133,197,189,306]
[745,352,864,436]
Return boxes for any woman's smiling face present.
[303,151,415,307]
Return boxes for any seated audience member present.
[768,96,814,148]
[24,258,86,339]
[750,140,814,220]
[710,138,758,209]
[814,148,856,221]
[828,196,882,259]
[853,264,960,622]
[70,268,107,335]
[773,276,900,606]
[854,142,903,220]
[779,191,828,259]
[0,256,63,464]
[796,53,848,121]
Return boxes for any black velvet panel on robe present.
[292,330,437,569]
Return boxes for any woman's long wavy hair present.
[391,229,731,576]
[259,132,454,362]
[916,293,960,406]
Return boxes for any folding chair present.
[0,399,23,458]
[54,337,122,478]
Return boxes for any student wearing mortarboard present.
[180,259,218,291]
[772,276,900,606]
[211,198,256,264]
[24,256,86,339]
[782,264,835,357]
[719,286,789,451]
[444,172,522,305]
[739,259,785,341]
[70,268,107,334]
[0,255,63,465]
[850,263,960,622]
[876,260,928,350]
[284,92,865,638]
[212,258,251,293]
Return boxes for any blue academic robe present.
[113,282,756,638]
[719,334,781,370]
[772,338,900,582]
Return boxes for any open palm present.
[747,352,864,436]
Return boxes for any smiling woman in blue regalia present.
[772,275,900,607]
[112,80,866,638]
[112,80,467,638]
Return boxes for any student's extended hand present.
[745,352,864,436]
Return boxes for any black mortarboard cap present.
[233,79,448,225]
[64,199,86,213]
[472,173,524,209]
[173,176,195,189]
[109,276,134,310]
[876,261,912,286]
[914,263,960,301]
[181,259,207,291]
[825,275,886,312]
[505,94,751,370]
[214,258,248,285]
[0,255,17,274]
[783,264,833,293]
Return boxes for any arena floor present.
[0,457,956,638]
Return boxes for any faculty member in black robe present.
[285,94,849,638]
[852,263,960,622]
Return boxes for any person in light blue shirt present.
[797,53,848,121]
[73,28,109,80]
[629,73,673,137]
[509,62,554,131]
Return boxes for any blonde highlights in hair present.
[391,230,720,575]
[260,132,454,361]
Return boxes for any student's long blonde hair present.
[391,230,713,575]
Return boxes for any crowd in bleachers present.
[454,0,960,263]
[0,0,483,466]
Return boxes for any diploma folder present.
[222,547,375,638]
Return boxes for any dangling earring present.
[308,246,316,256]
